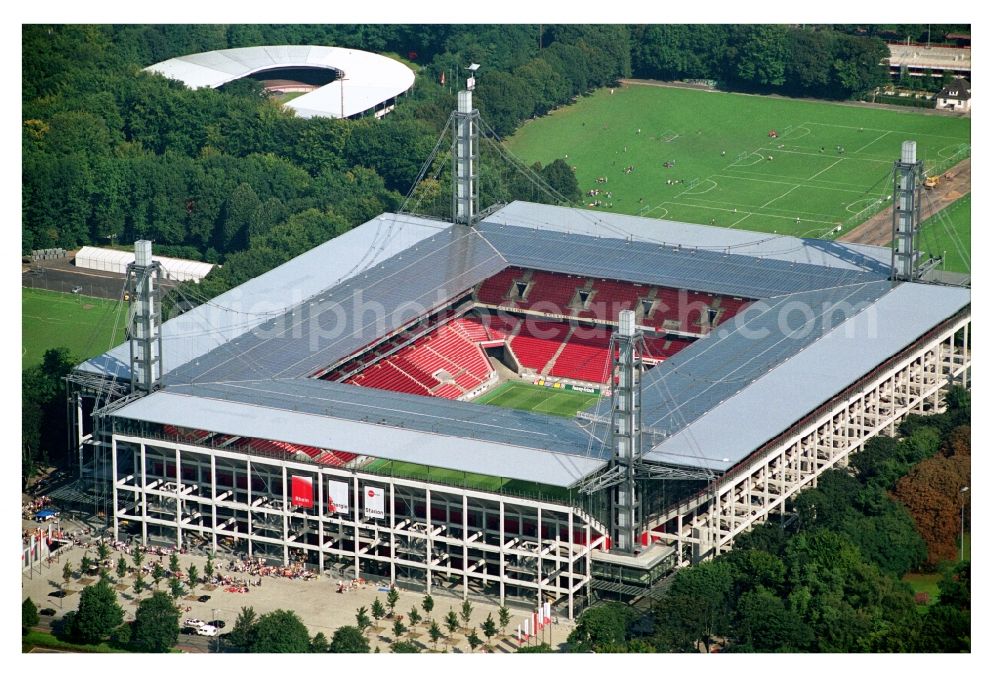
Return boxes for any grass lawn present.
[474,381,599,417]
[22,630,127,653]
[273,91,307,103]
[918,193,971,273]
[22,288,128,369]
[506,85,970,240]
[903,529,971,614]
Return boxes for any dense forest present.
[565,388,971,653]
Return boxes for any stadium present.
[66,79,971,620]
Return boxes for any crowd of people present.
[22,495,54,520]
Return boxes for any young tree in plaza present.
[79,554,92,576]
[392,617,407,640]
[116,556,128,582]
[169,577,185,599]
[131,547,144,571]
[204,558,215,581]
[187,564,199,592]
[310,632,329,653]
[445,608,460,638]
[371,598,386,626]
[152,562,165,588]
[386,587,400,615]
[467,628,483,652]
[132,575,146,599]
[390,639,421,653]
[97,540,110,563]
[422,593,435,619]
[460,599,474,630]
[498,606,512,635]
[429,619,444,650]
[355,606,371,633]
[481,613,498,645]
[407,605,421,628]
[62,561,73,587]
[169,552,180,575]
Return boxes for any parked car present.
[180,626,197,635]
[184,618,205,628]
[207,620,226,629]
[197,595,211,603]
[196,625,218,637]
[39,608,57,616]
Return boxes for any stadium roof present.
[89,203,969,486]
[145,45,415,119]
[112,380,607,487]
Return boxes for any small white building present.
[75,246,215,283]
[935,78,972,112]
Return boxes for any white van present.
[196,625,218,637]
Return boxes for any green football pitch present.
[474,381,600,417]
[22,288,128,369]
[506,84,971,240]
[918,193,971,274]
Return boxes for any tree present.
[187,564,200,592]
[733,588,813,652]
[228,606,258,651]
[429,619,444,649]
[168,552,180,575]
[152,562,165,588]
[169,577,185,600]
[22,597,39,633]
[386,587,400,615]
[310,632,329,653]
[131,546,145,571]
[567,601,636,653]
[390,639,422,653]
[480,613,497,645]
[653,561,733,653]
[204,557,215,582]
[63,561,73,587]
[132,575,146,599]
[97,540,110,563]
[407,605,421,628]
[355,606,371,633]
[392,617,407,640]
[497,606,511,635]
[445,608,460,638]
[371,598,386,626]
[894,452,970,565]
[421,593,434,618]
[73,578,124,643]
[329,625,370,653]
[517,643,553,653]
[460,599,473,630]
[79,554,92,576]
[252,609,311,653]
[116,556,127,583]
[129,591,181,652]
[467,628,483,652]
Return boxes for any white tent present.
[75,246,215,283]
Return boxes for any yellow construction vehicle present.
[924,175,940,189]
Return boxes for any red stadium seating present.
[549,326,613,383]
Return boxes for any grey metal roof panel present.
[478,222,885,298]
[112,385,607,487]
[77,213,454,381]
[642,282,971,471]
[486,201,892,273]
[164,225,507,385]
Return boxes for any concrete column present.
[536,506,543,609]
[388,482,395,584]
[462,494,469,598]
[425,487,432,595]
[281,465,289,566]
[210,454,217,552]
[246,458,252,559]
[499,500,506,607]
[354,476,362,580]
[111,437,119,542]
[140,442,148,544]
[175,447,182,548]
[318,472,325,574]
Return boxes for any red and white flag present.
[543,601,551,625]
[532,611,539,636]
[516,626,523,644]
[522,618,530,638]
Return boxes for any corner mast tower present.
[891,140,923,282]
[126,240,163,394]
[453,63,481,226]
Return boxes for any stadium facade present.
[67,87,971,618]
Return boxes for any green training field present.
[507,85,971,240]
[475,381,599,417]
[22,288,128,369]
[918,193,971,274]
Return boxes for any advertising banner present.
[291,475,314,509]
[328,480,350,515]
[363,485,385,519]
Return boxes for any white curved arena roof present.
[145,45,415,119]
[76,246,215,283]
